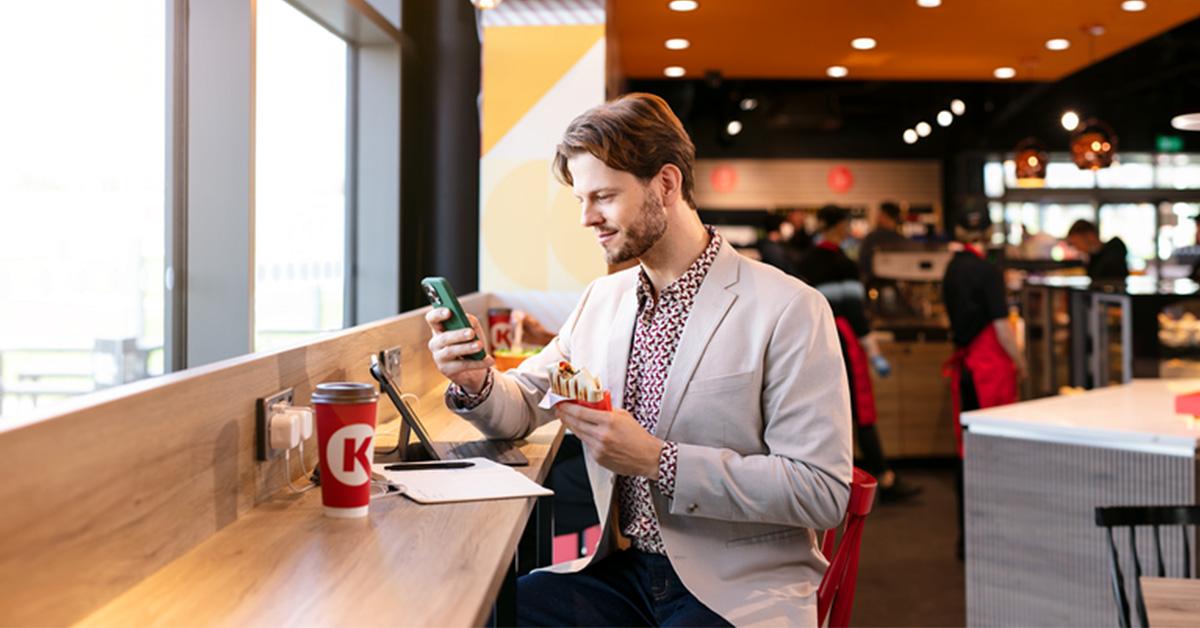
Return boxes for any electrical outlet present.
[382,346,402,384]
[256,387,294,461]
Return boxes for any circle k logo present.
[326,424,374,486]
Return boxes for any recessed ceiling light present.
[916,0,941,7]
[916,121,932,137]
[1061,110,1080,131]
[826,65,848,78]
[950,99,966,115]
[851,37,877,50]
[663,66,686,78]
[668,0,699,11]
[665,38,690,50]
[994,66,1016,79]
[1045,38,1070,51]
[937,110,953,127]
[1121,0,1147,12]
[1171,113,1200,131]
[903,129,919,144]
[726,120,743,136]
[740,98,758,111]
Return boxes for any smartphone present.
[421,276,487,361]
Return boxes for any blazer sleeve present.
[670,288,854,530]
[445,282,594,441]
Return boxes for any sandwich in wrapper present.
[540,360,612,411]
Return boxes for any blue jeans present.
[516,549,731,627]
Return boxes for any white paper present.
[371,457,552,505]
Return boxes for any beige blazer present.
[452,240,853,626]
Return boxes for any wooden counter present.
[1143,577,1200,627]
[80,387,565,627]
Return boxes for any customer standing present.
[426,93,851,626]
[858,201,908,286]
[1065,219,1129,281]
[942,206,1026,558]
[796,204,920,504]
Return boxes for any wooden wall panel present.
[0,294,492,626]
[693,158,942,220]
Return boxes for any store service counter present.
[962,380,1200,626]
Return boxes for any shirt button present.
[687,503,698,513]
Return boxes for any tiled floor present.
[851,465,966,627]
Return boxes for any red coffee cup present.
[312,382,379,518]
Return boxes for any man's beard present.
[605,193,667,265]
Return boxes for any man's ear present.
[657,163,684,207]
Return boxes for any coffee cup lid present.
[311,382,379,404]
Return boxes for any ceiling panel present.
[611,0,1200,81]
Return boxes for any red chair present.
[817,468,878,627]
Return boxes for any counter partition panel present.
[0,292,561,626]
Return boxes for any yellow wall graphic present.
[479,22,606,292]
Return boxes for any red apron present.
[942,320,1018,457]
[835,317,877,428]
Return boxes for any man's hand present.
[554,404,664,478]
[425,308,495,394]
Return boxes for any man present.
[795,205,920,504]
[942,206,1026,558]
[858,201,909,286]
[425,93,851,626]
[1065,219,1129,281]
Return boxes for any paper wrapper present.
[538,390,612,412]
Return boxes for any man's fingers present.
[436,340,487,363]
[557,404,609,427]
[425,308,451,333]
[428,327,479,353]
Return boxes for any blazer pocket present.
[687,370,756,395]
[726,525,808,548]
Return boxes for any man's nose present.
[581,203,603,228]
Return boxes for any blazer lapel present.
[654,242,741,439]
[605,282,639,410]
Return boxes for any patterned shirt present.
[619,226,722,555]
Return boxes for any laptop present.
[368,357,528,466]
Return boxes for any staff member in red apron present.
[797,205,921,503]
[942,206,1026,558]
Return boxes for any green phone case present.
[421,277,487,361]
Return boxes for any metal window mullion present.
[165,0,189,373]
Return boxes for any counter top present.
[1025,275,1200,297]
[78,387,565,627]
[962,379,1200,456]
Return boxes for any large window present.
[0,1,165,420]
[254,0,349,351]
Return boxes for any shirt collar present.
[637,225,723,305]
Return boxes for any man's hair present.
[553,92,697,209]
[1067,219,1099,238]
[879,201,902,222]
[817,204,849,230]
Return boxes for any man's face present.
[568,152,667,265]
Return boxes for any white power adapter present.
[269,410,302,451]
[268,404,314,453]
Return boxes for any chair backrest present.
[818,468,878,628]
[1094,505,1200,628]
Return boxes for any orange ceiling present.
[611,0,1200,82]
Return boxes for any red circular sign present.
[827,166,854,193]
[710,165,738,193]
